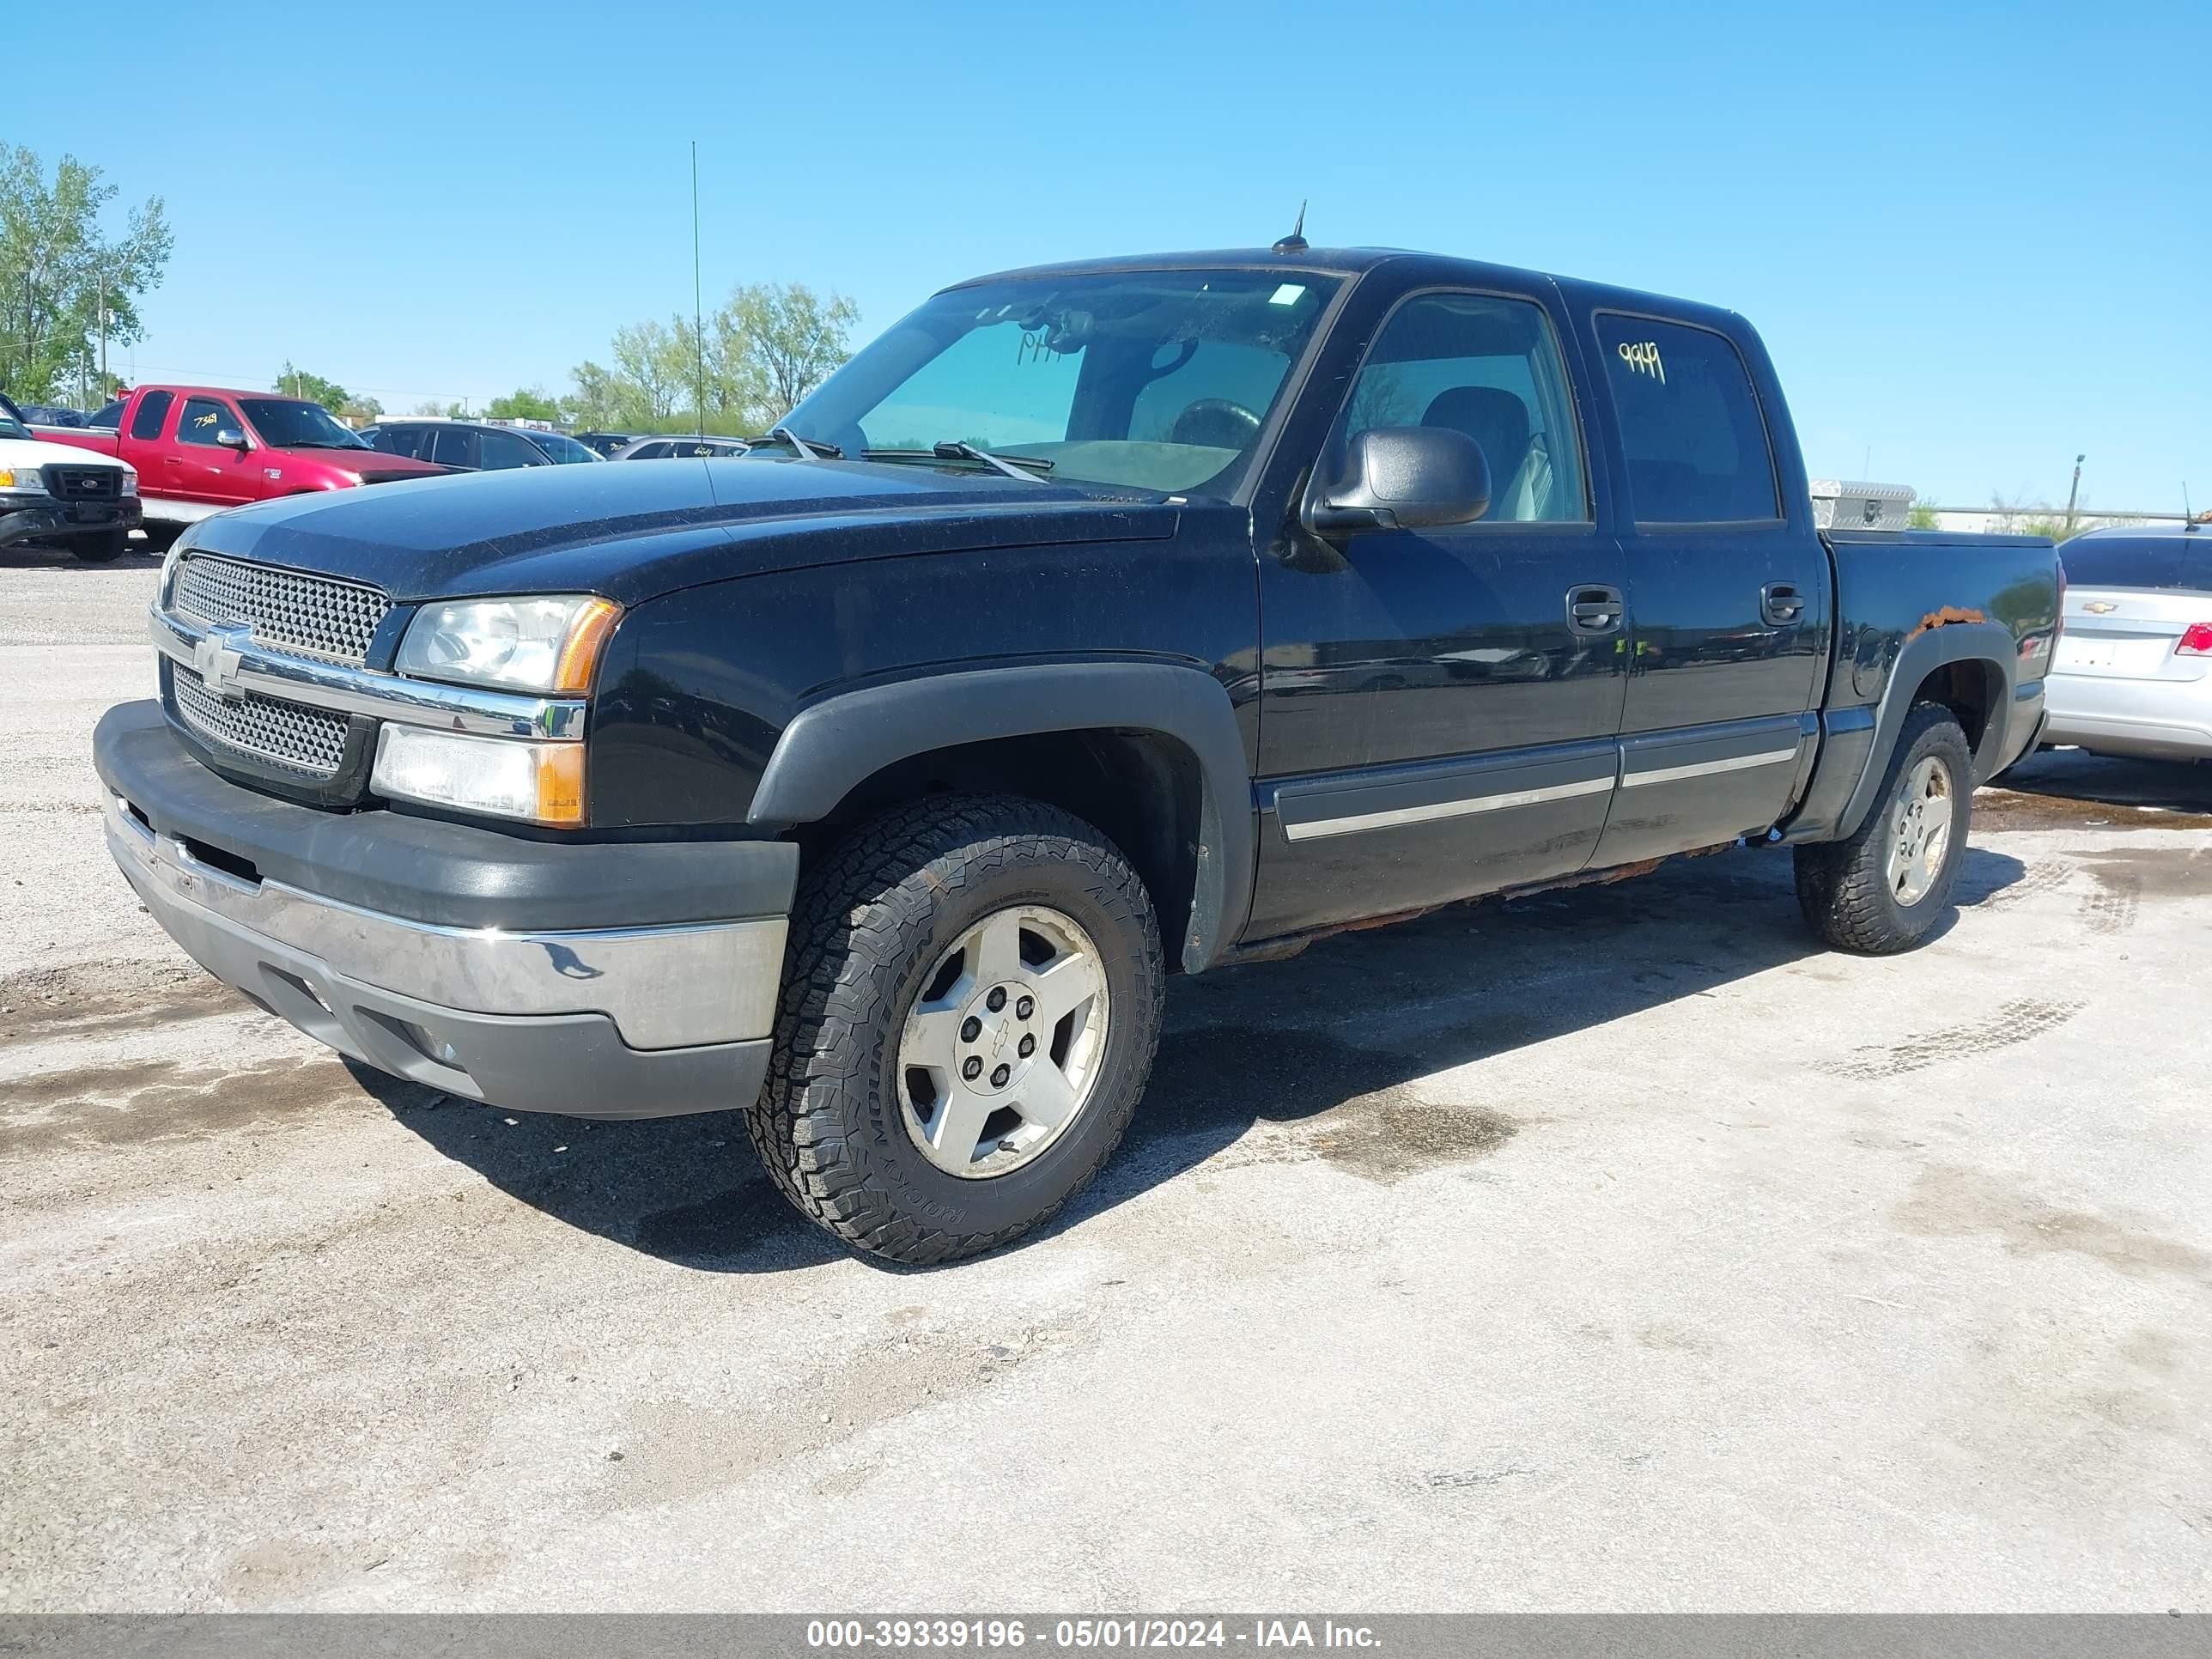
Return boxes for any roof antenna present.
[1272,201,1309,256]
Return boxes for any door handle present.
[1566,584,1624,635]
[1761,581,1805,626]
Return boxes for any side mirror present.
[216,427,250,453]
[1303,426,1491,536]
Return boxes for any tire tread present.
[744,794,1164,1265]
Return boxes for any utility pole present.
[691,139,706,437]
[2063,453,2085,532]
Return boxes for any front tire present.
[747,795,1165,1266]
[1795,703,1974,954]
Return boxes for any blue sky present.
[22,0,2209,511]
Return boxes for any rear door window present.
[368,425,425,458]
[1595,315,1780,523]
[129,390,175,441]
[429,427,479,469]
[175,398,234,447]
[478,429,544,469]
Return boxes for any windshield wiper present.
[866,441,1054,483]
[743,426,842,460]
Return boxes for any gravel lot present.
[5,542,2210,1613]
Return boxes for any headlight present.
[0,466,49,492]
[371,726,586,826]
[395,595,620,693]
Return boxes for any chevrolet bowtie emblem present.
[193,624,252,700]
[2082,601,2118,615]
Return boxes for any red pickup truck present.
[41,385,446,546]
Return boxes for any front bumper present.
[94,702,796,1120]
[0,493,142,546]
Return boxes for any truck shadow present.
[1980,748,2212,829]
[360,843,2026,1273]
[0,543,164,572]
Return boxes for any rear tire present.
[1795,703,1973,954]
[745,795,1165,1266]
[70,531,127,563]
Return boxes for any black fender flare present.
[1836,621,2018,838]
[748,661,1255,972]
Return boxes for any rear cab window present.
[1595,314,1779,524]
[129,390,175,441]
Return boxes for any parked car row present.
[6,378,798,553]
[30,384,446,545]
[362,418,601,470]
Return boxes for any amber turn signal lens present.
[533,742,586,826]
[553,599,622,694]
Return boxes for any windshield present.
[238,398,369,449]
[779,268,1342,495]
[526,430,601,465]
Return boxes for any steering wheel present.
[1168,398,1262,449]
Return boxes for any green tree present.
[565,281,860,436]
[273,364,380,425]
[719,282,859,418]
[274,362,349,410]
[1905,500,1942,530]
[0,143,172,403]
[485,386,562,422]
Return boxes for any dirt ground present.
[5,543,2209,1611]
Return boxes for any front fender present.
[748,661,1255,972]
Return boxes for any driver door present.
[170,395,258,506]
[1248,287,1628,940]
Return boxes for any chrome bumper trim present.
[148,605,588,740]
[106,793,786,1050]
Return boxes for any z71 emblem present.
[192,624,252,700]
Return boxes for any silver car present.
[2044,525,2212,760]
[611,435,752,460]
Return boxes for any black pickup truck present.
[94,246,2059,1264]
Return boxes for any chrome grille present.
[172,665,350,777]
[172,555,391,665]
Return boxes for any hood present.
[0,434,131,474]
[265,447,447,483]
[178,454,1179,605]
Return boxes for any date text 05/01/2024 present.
[805,1619,1382,1650]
